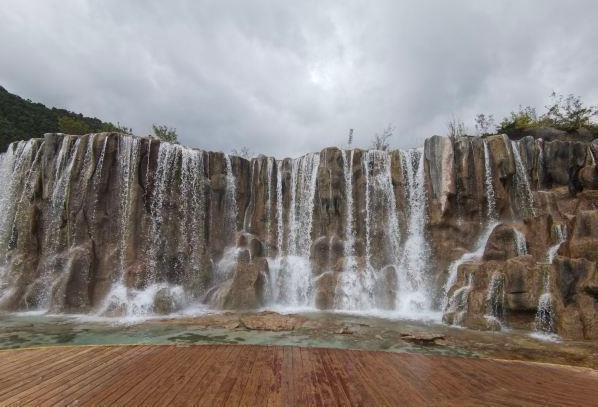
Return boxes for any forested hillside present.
[0,86,124,152]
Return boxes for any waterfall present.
[224,154,238,240]
[442,222,498,309]
[363,150,401,271]
[0,139,45,308]
[270,153,319,307]
[335,150,374,309]
[117,137,141,277]
[178,148,207,279]
[397,149,430,313]
[546,224,567,263]
[275,160,284,256]
[536,139,545,189]
[514,229,528,256]
[446,272,474,326]
[146,143,180,282]
[485,272,505,326]
[0,141,36,256]
[38,138,82,308]
[265,158,274,256]
[533,270,558,339]
[511,140,535,218]
[101,141,208,317]
[483,140,498,221]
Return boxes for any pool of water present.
[1,310,596,369]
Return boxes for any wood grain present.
[0,344,596,406]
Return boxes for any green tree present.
[58,115,91,135]
[152,124,178,143]
[542,92,598,131]
[497,105,539,134]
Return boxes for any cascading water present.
[275,160,284,256]
[510,140,535,218]
[533,270,558,341]
[442,222,498,310]
[38,137,82,308]
[443,142,501,311]
[446,272,474,326]
[397,149,431,314]
[363,150,401,272]
[0,140,44,305]
[536,139,545,189]
[514,229,528,256]
[224,154,239,240]
[265,158,274,256]
[335,150,374,310]
[546,224,567,263]
[485,272,505,326]
[270,153,320,307]
[483,140,498,221]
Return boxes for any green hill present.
[0,85,126,152]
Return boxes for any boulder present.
[569,210,598,261]
[240,312,305,331]
[222,250,268,309]
[483,224,522,261]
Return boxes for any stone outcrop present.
[0,129,597,340]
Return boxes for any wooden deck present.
[0,345,596,406]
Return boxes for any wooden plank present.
[0,344,596,406]
[8,346,130,406]
[149,344,217,406]
[41,345,154,406]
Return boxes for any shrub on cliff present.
[498,93,597,136]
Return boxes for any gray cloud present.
[1,0,597,157]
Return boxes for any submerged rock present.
[239,312,304,331]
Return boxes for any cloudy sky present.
[1,1,597,157]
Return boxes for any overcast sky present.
[1,1,597,157]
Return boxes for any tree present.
[58,115,91,135]
[152,124,178,143]
[542,92,598,131]
[347,129,354,147]
[447,116,467,139]
[474,113,496,136]
[102,122,133,134]
[497,105,539,134]
[370,124,394,151]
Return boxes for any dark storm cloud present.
[1,0,597,157]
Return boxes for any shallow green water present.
[1,311,596,369]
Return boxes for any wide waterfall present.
[0,130,595,342]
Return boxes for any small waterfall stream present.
[485,272,505,327]
[224,154,239,240]
[511,140,535,218]
[546,224,567,263]
[514,229,528,256]
[483,140,498,221]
